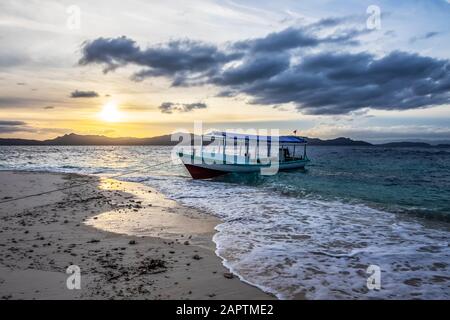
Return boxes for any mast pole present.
[256,136,259,163]
[223,134,226,164]
[245,137,249,164]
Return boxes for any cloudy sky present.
[0,0,449,142]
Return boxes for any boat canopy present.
[205,131,307,144]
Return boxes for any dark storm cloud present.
[233,27,320,52]
[0,120,33,133]
[242,51,450,114]
[212,53,290,86]
[80,36,240,86]
[70,90,99,98]
[0,126,25,133]
[79,20,450,115]
[159,102,207,114]
[183,102,207,112]
[216,90,238,97]
[159,102,175,114]
[0,120,26,126]
[424,31,440,39]
[78,24,362,85]
[79,36,140,73]
[232,25,366,53]
[410,31,441,43]
[307,17,347,29]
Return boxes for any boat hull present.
[183,164,229,179]
[179,155,309,179]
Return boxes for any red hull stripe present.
[184,164,227,179]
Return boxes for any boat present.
[178,131,310,179]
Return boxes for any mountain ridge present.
[0,133,449,148]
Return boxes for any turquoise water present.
[221,146,450,220]
[0,146,449,299]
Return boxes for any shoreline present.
[0,170,273,300]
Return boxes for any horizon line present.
[0,132,449,146]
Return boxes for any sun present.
[99,101,121,122]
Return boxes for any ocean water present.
[0,145,449,299]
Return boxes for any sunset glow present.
[0,0,450,303]
[0,0,448,143]
[99,102,121,122]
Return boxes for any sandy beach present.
[0,171,272,300]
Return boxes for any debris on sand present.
[137,258,167,275]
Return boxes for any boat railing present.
[177,133,308,165]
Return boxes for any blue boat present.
[178,131,310,179]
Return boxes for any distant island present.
[0,133,449,148]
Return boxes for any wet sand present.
[0,171,273,300]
